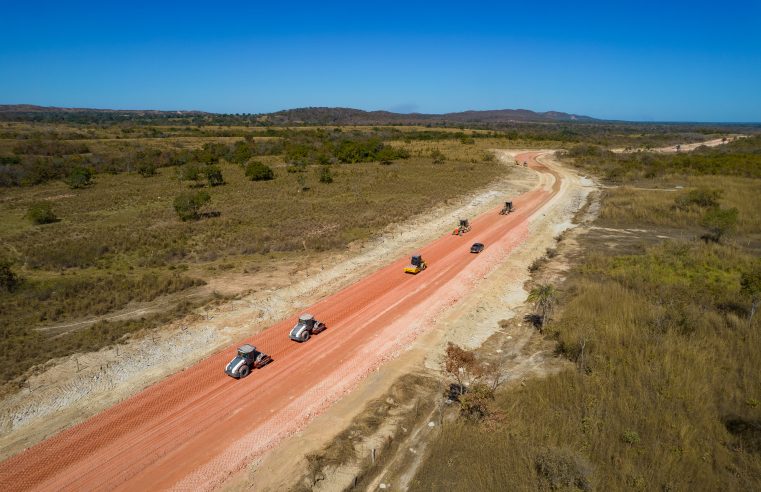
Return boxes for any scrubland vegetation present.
[0,122,512,388]
[411,133,761,490]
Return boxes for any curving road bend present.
[0,152,561,491]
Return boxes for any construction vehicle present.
[452,218,471,236]
[225,344,272,379]
[404,254,427,274]
[289,313,327,342]
[499,201,514,215]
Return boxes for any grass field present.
[0,127,510,388]
[409,137,761,491]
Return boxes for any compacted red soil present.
[0,153,559,491]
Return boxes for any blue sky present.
[1,1,760,121]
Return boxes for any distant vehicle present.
[404,254,427,274]
[470,243,485,253]
[289,313,327,342]
[225,344,272,379]
[452,218,472,236]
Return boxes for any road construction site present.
[0,150,594,491]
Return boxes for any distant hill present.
[261,107,597,125]
[0,104,206,116]
[0,104,597,125]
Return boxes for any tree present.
[527,284,558,330]
[65,167,94,189]
[444,342,478,396]
[245,160,274,181]
[741,264,761,324]
[0,259,21,292]
[173,191,211,221]
[443,343,504,421]
[205,165,225,187]
[318,166,333,183]
[700,207,738,243]
[28,202,58,224]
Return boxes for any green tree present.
[0,259,21,292]
[318,166,333,183]
[205,165,225,187]
[173,191,211,221]
[527,284,558,330]
[27,202,58,224]
[740,264,761,324]
[65,167,94,189]
[700,207,738,243]
[245,161,274,181]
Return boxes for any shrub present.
[205,165,225,187]
[431,149,446,164]
[245,161,274,181]
[674,187,722,210]
[179,162,203,186]
[535,448,593,491]
[318,166,333,183]
[65,167,94,189]
[173,191,211,221]
[286,163,307,173]
[701,207,738,243]
[27,202,58,224]
[137,161,157,177]
[0,259,21,292]
[621,430,641,445]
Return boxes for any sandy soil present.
[0,152,577,491]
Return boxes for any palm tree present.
[527,284,558,330]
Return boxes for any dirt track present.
[0,152,560,491]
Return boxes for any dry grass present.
[0,130,509,387]
[599,176,761,239]
[410,145,761,491]
[411,239,761,491]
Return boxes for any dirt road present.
[611,135,744,154]
[0,152,560,491]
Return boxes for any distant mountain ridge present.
[0,104,206,116]
[0,104,597,124]
[261,107,597,124]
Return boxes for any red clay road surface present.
[0,152,560,491]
